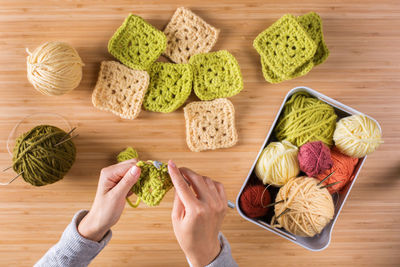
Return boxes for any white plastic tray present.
[235,86,382,251]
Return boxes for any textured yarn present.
[164,7,220,63]
[184,98,238,152]
[316,147,359,194]
[275,92,337,147]
[143,62,192,113]
[253,14,317,79]
[272,176,334,237]
[108,14,166,70]
[298,141,333,177]
[12,125,76,186]
[333,114,382,158]
[189,50,243,101]
[255,140,300,187]
[27,41,84,96]
[239,184,271,218]
[117,147,173,207]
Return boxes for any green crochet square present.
[189,50,243,101]
[108,14,167,70]
[297,12,329,66]
[253,14,317,79]
[143,62,192,113]
[260,56,314,83]
[133,161,173,207]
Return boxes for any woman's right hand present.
[168,160,227,267]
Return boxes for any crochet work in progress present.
[164,7,220,63]
[92,61,149,120]
[253,14,317,79]
[143,62,193,113]
[184,98,238,152]
[189,50,243,101]
[108,14,167,70]
[117,147,173,207]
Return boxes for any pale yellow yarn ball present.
[272,177,334,237]
[27,41,84,96]
[333,114,382,158]
[255,140,300,187]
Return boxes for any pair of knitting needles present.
[0,127,78,186]
[264,171,340,219]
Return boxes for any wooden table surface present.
[1,0,399,266]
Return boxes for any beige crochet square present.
[184,98,238,152]
[92,61,149,119]
[164,7,220,63]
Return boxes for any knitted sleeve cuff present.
[35,210,112,267]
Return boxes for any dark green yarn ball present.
[12,125,76,186]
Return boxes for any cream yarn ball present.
[255,140,300,187]
[333,114,382,158]
[27,41,84,96]
[272,177,334,237]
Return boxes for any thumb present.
[113,165,141,197]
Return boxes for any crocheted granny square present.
[260,55,314,83]
[92,61,149,120]
[108,14,167,70]
[132,160,173,207]
[253,14,317,78]
[143,62,193,113]
[163,7,220,63]
[189,50,243,101]
[297,12,329,66]
[184,98,238,152]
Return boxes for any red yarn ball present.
[298,141,333,177]
[239,184,271,218]
[316,147,359,194]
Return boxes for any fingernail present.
[169,160,176,168]
[130,166,140,176]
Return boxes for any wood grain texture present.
[0,0,399,266]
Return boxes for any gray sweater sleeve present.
[35,210,112,267]
[35,210,237,267]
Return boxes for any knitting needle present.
[57,127,77,143]
[177,165,236,209]
[264,199,286,208]
[317,171,335,186]
[276,208,291,220]
[0,171,23,186]
[54,134,79,147]
[2,165,13,172]
[320,180,342,189]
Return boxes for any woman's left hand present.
[78,159,141,242]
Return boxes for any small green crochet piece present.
[116,147,173,208]
[117,147,139,162]
[253,14,317,79]
[108,14,167,70]
[143,62,193,113]
[260,56,314,83]
[297,12,329,66]
[189,50,243,101]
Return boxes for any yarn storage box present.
[235,86,382,251]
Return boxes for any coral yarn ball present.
[298,141,333,177]
[334,114,382,158]
[316,147,359,194]
[27,41,84,96]
[239,184,271,218]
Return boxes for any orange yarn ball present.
[316,147,359,194]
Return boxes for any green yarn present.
[143,62,192,113]
[253,14,317,79]
[275,92,337,147]
[12,125,76,186]
[116,147,172,207]
[108,14,167,70]
[297,12,329,66]
[117,147,139,162]
[189,50,243,101]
